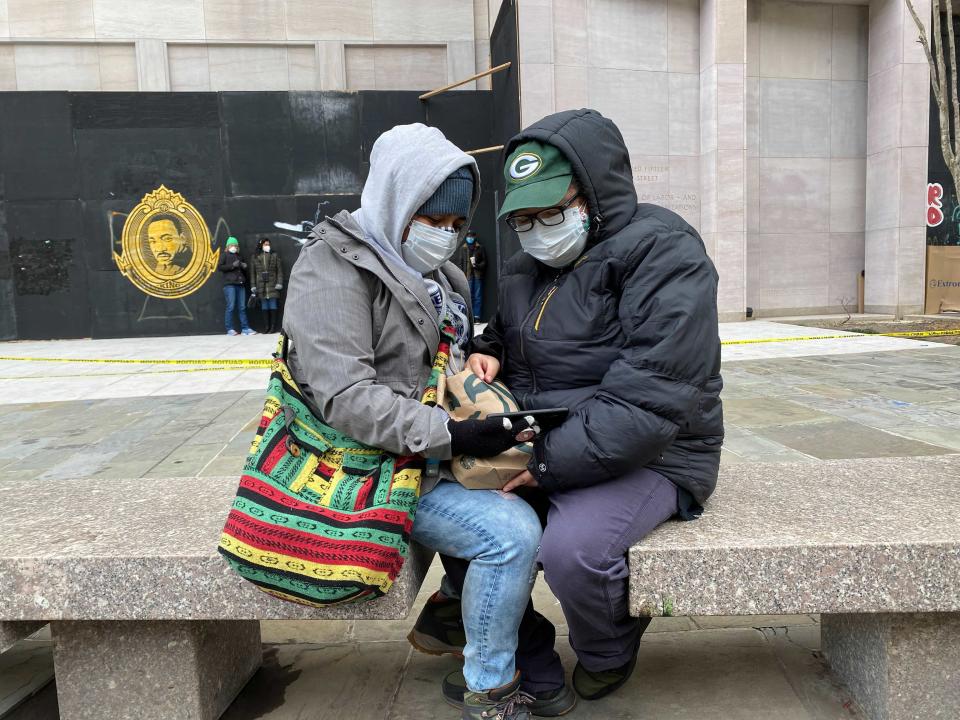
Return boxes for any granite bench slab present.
[628,454,960,720]
[0,475,434,720]
[0,475,433,622]
[628,455,960,618]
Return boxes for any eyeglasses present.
[506,195,581,232]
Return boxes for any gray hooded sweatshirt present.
[282,124,479,473]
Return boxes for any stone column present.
[135,39,170,92]
[863,0,930,316]
[52,620,261,720]
[701,0,748,321]
[822,612,960,720]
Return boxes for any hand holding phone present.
[487,408,569,436]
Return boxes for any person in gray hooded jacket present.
[282,124,540,720]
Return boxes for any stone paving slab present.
[0,639,54,717]
[759,420,953,460]
[210,622,845,720]
[4,321,949,406]
[2,346,958,505]
[629,455,960,617]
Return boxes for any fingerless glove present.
[447,416,535,458]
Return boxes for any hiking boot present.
[407,591,466,657]
[461,672,530,720]
[444,671,576,717]
[572,649,641,701]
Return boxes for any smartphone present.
[488,408,569,433]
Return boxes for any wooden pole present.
[419,62,512,100]
[465,145,505,156]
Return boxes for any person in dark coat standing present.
[250,237,285,334]
[218,236,256,336]
[459,230,487,319]
[409,109,724,707]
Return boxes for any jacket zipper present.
[534,287,558,331]
[520,272,562,392]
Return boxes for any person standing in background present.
[464,230,487,319]
[250,237,284,334]
[218,236,257,336]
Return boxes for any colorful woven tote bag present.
[218,323,456,607]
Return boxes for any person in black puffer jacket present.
[218,236,256,336]
[410,109,724,708]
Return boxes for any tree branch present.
[930,0,958,173]
[945,0,960,157]
[907,0,943,102]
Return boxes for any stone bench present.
[0,476,434,720]
[629,454,960,720]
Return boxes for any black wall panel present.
[221,93,295,197]
[71,92,220,130]
[489,0,524,277]
[289,92,363,194]
[0,93,79,202]
[0,89,497,339]
[6,200,91,339]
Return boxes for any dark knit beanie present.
[417,166,474,218]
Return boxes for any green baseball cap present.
[498,141,574,219]
[226,236,239,248]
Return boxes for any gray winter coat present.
[284,212,471,462]
[281,124,479,479]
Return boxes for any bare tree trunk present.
[907,0,960,194]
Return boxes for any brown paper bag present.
[442,369,534,490]
[925,246,960,314]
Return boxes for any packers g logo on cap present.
[509,153,542,181]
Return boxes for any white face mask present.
[262,245,271,253]
[402,220,459,274]
[520,202,590,268]
[228,246,238,254]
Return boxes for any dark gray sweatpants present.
[442,466,679,692]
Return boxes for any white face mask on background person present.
[402,220,459,274]
[520,203,590,268]
[262,244,271,253]
[228,246,238,254]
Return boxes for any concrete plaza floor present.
[3,318,960,718]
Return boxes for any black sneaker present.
[461,671,530,720]
[407,591,466,657]
[444,670,577,717]
[572,649,641,701]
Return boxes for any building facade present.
[0,0,936,321]
[515,0,931,319]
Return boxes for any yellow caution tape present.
[720,329,960,345]
[0,365,259,380]
[0,356,272,367]
[0,329,957,368]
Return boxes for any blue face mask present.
[466,236,475,244]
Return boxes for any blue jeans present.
[260,297,278,311]
[411,480,542,692]
[469,277,483,319]
[223,284,250,332]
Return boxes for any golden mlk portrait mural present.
[113,186,219,299]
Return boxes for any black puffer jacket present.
[218,252,247,285]
[473,109,723,503]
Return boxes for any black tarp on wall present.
[0,88,508,340]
